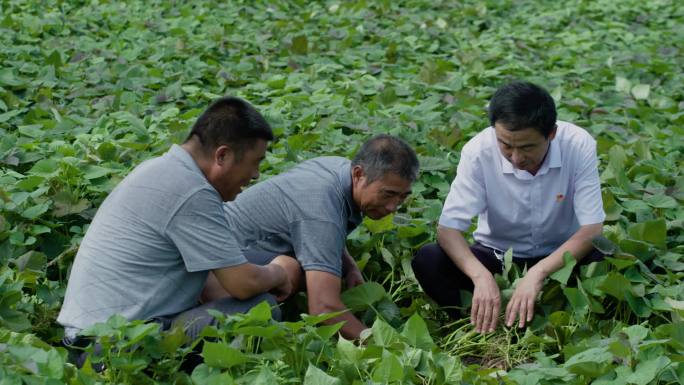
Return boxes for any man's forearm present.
[243,264,288,296]
[214,263,287,300]
[529,223,603,279]
[311,302,368,340]
[341,248,356,275]
[305,270,368,339]
[437,225,491,281]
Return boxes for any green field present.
[1,0,683,383]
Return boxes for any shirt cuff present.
[438,215,471,231]
[185,256,248,272]
[300,263,342,277]
[577,212,606,226]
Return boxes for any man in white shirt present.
[412,81,605,334]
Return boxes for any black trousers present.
[411,242,604,319]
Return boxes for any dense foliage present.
[0,0,682,384]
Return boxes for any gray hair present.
[351,134,419,183]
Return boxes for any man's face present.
[352,167,413,220]
[494,123,556,175]
[212,139,268,201]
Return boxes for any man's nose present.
[385,198,401,213]
[511,149,523,164]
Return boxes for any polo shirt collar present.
[169,144,202,174]
[340,163,363,229]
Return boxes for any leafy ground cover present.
[0,0,682,383]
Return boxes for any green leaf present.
[28,159,59,177]
[563,287,589,315]
[597,272,632,300]
[22,202,51,219]
[644,194,678,209]
[631,84,650,100]
[160,325,186,354]
[628,219,666,248]
[549,252,577,285]
[45,50,63,69]
[622,324,649,344]
[608,145,628,174]
[604,256,637,270]
[16,176,45,191]
[615,76,632,93]
[380,247,396,269]
[83,165,113,180]
[190,365,235,385]
[18,124,44,138]
[602,190,623,221]
[337,336,362,363]
[371,318,399,347]
[266,75,287,89]
[0,68,27,87]
[400,313,434,350]
[372,349,404,383]
[291,35,308,55]
[123,323,159,347]
[253,367,278,385]
[341,282,386,311]
[41,348,64,378]
[418,60,447,84]
[12,251,47,273]
[303,364,340,385]
[301,311,346,326]
[503,247,513,277]
[564,347,612,376]
[202,342,248,369]
[244,300,275,322]
[625,356,670,385]
[97,142,118,161]
[363,214,395,233]
[624,291,651,317]
[52,191,90,217]
[316,322,345,340]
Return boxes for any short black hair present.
[488,81,557,138]
[185,96,274,158]
[352,134,419,183]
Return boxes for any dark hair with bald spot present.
[352,134,419,183]
[185,96,274,160]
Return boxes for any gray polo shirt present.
[58,145,246,337]
[223,157,362,277]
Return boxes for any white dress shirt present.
[439,121,605,258]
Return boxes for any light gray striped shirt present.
[223,157,362,276]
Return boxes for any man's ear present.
[214,145,235,166]
[547,124,558,141]
[351,165,366,186]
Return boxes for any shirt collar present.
[339,162,363,229]
[168,144,200,171]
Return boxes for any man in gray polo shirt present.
[58,97,297,344]
[203,135,419,339]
